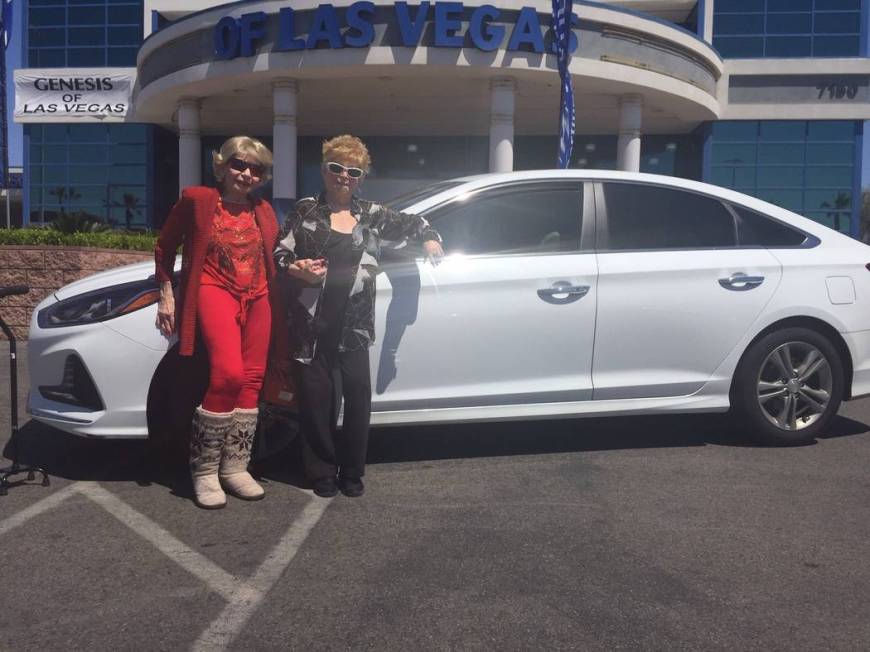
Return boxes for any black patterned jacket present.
[274,192,441,362]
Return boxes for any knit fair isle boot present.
[190,406,233,509]
[220,407,265,501]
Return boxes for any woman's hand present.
[155,281,176,336]
[288,258,328,284]
[423,240,444,266]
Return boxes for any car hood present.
[53,257,180,301]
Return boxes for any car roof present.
[427,170,863,249]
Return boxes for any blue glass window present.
[765,36,812,56]
[68,47,105,66]
[757,166,803,187]
[26,124,150,227]
[69,27,105,46]
[69,7,106,25]
[717,14,766,34]
[759,121,806,140]
[713,36,765,57]
[27,1,142,68]
[713,1,862,58]
[107,46,139,66]
[709,120,859,234]
[766,13,812,34]
[717,0,765,11]
[813,35,861,55]
[29,28,65,46]
[768,0,812,10]
[815,0,861,8]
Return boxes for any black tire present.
[146,342,209,463]
[731,326,844,446]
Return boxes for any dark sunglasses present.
[228,157,265,178]
[325,161,365,179]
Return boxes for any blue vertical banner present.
[0,0,11,202]
[0,0,10,49]
[552,0,574,168]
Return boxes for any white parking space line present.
[0,482,81,537]
[1,479,332,651]
[77,482,240,602]
[191,495,333,652]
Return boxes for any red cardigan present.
[154,186,279,356]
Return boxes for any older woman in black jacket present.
[274,134,442,498]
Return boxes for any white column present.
[617,95,643,173]
[177,99,201,192]
[702,0,715,44]
[272,79,298,201]
[489,79,515,173]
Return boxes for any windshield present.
[385,180,465,212]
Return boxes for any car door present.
[369,180,598,414]
[591,180,783,399]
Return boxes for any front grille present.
[39,354,105,411]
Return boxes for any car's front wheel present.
[732,327,844,445]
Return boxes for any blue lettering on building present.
[345,1,377,47]
[434,2,464,47]
[214,1,579,58]
[469,5,503,52]
[276,8,306,51]
[308,4,345,48]
[240,12,268,57]
[507,6,543,53]
[395,1,430,47]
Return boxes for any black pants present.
[295,348,371,481]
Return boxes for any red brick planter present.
[0,245,153,339]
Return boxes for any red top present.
[201,200,268,298]
[154,186,279,357]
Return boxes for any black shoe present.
[312,476,338,498]
[338,476,365,498]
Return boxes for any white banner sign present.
[14,68,136,122]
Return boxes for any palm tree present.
[860,187,870,244]
[46,186,81,217]
[111,192,143,229]
[820,191,852,233]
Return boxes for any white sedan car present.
[27,170,870,445]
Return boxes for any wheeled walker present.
[0,285,49,495]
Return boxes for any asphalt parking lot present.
[2,342,870,651]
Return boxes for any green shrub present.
[0,227,158,251]
[49,211,112,234]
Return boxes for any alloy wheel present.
[756,341,833,431]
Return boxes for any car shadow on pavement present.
[0,418,311,495]
[365,412,870,464]
[2,412,868,487]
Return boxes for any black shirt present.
[316,230,358,358]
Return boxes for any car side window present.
[731,204,809,247]
[429,183,583,256]
[603,182,737,251]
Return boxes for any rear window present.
[731,204,808,247]
[603,182,736,250]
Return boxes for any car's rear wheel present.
[732,327,844,445]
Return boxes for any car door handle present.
[718,273,765,291]
[537,282,590,304]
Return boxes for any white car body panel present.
[27,296,166,437]
[25,170,870,438]
[370,251,598,412]
[593,249,783,399]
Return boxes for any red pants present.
[197,284,271,413]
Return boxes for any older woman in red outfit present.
[154,136,278,509]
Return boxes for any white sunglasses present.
[325,161,365,179]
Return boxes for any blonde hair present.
[322,134,371,172]
[212,136,273,182]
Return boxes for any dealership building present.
[14,0,870,235]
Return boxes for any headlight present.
[38,279,161,328]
